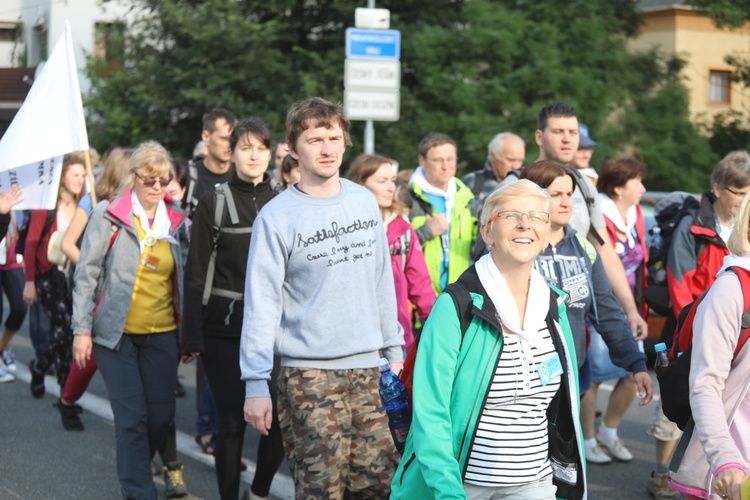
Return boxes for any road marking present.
[14,364,295,499]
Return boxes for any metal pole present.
[364,120,375,154]
[364,0,375,153]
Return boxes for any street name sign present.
[344,59,400,90]
[345,28,401,60]
[344,89,400,121]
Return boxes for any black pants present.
[202,336,284,500]
[35,268,73,387]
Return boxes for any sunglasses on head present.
[135,172,173,188]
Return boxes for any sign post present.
[344,10,400,154]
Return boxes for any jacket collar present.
[106,189,186,234]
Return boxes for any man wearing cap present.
[572,123,599,185]
[462,132,526,202]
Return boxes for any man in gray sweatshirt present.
[240,97,404,498]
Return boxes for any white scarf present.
[599,193,637,248]
[131,190,173,253]
[409,166,458,221]
[475,253,550,347]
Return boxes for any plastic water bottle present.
[654,342,670,375]
[648,227,667,285]
[378,358,411,454]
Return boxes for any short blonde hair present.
[481,179,551,227]
[121,141,172,191]
[728,192,750,255]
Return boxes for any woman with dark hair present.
[580,158,649,464]
[25,152,87,398]
[278,154,300,191]
[347,153,435,351]
[519,160,653,465]
[182,117,283,500]
[72,140,189,499]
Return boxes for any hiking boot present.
[30,359,45,398]
[596,429,633,462]
[57,399,84,431]
[648,470,681,500]
[0,364,14,383]
[163,462,188,498]
[0,348,16,373]
[585,442,612,464]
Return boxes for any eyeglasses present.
[724,186,748,197]
[136,172,173,188]
[489,210,550,225]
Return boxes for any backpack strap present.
[202,187,228,306]
[570,168,605,246]
[391,227,411,271]
[444,281,473,337]
[184,165,199,214]
[201,184,249,324]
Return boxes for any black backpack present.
[643,193,701,317]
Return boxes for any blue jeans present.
[29,301,50,360]
[195,357,218,437]
[94,332,178,500]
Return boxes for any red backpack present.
[657,266,750,430]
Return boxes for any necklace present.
[501,324,522,404]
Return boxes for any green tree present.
[87,0,713,191]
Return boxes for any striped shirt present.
[464,324,561,486]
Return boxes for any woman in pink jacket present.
[348,154,435,350]
[670,190,750,500]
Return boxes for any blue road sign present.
[346,28,401,60]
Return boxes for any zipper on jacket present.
[399,452,416,483]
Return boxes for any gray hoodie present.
[240,179,403,398]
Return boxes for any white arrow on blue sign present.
[345,28,401,60]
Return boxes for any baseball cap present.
[578,123,597,148]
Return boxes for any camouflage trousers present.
[277,367,399,499]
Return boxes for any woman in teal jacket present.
[391,180,586,500]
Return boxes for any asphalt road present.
[0,324,668,500]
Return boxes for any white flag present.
[0,21,89,209]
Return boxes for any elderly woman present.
[670,190,750,500]
[520,160,653,466]
[391,180,586,500]
[71,141,188,500]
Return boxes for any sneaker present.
[648,470,681,500]
[0,348,16,373]
[57,399,84,431]
[0,364,14,383]
[596,429,633,462]
[585,442,613,464]
[30,359,45,398]
[53,400,83,414]
[163,462,188,498]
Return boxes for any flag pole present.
[84,149,97,205]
